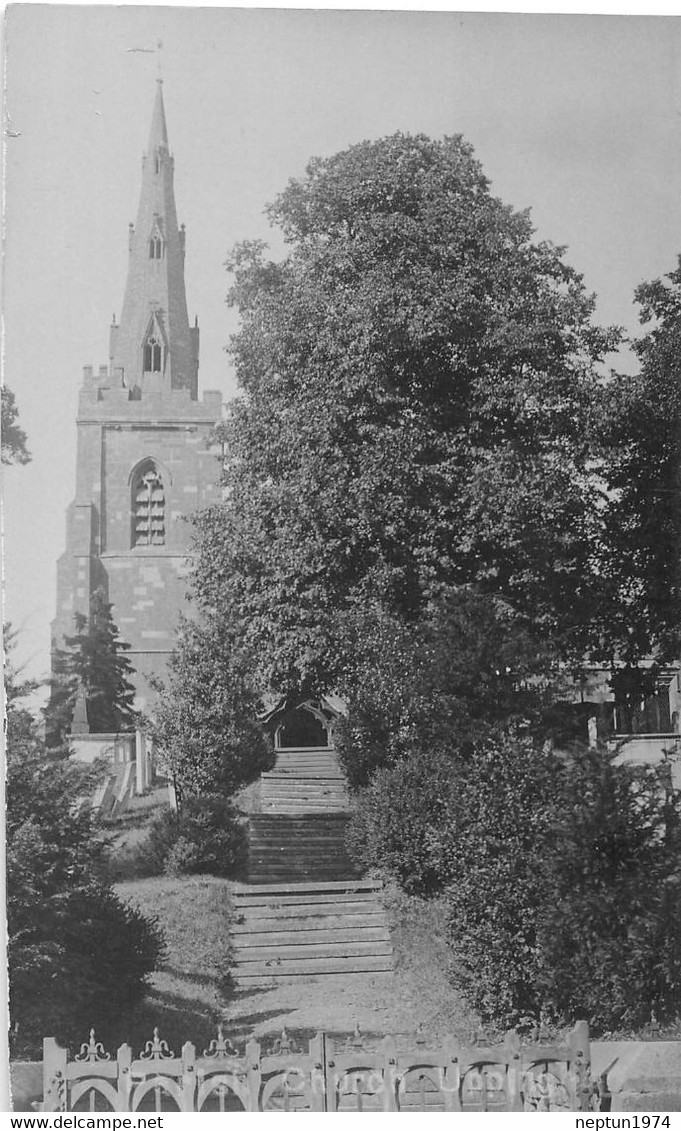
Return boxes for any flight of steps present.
[230,880,393,987]
[230,744,393,987]
[260,746,348,814]
[248,813,360,884]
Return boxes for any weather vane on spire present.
[157,39,164,81]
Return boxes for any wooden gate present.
[42,1021,597,1112]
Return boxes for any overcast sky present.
[3,5,681,695]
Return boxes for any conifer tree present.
[47,588,137,743]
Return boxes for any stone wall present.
[592,1043,681,1112]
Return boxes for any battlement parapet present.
[77,370,222,424]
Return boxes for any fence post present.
[181,1042,196,1111]
[381,1036,398,1112]
[117,1044,132,1111]
[245,1038,261,1112]
[135,730,145,795]
[43,1038,67,1112]
[442,1036,461,1112]
[505,1029,524,1112]
[309,1031,326,1112]
[324,1035,338,1113]
[569,1021,592,1111]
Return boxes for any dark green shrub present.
[6,698,165,1058]
[442,736,681,1033]
[442,731,563,1028]
[533,753,681,1032]
[145,795,247,878]
[9,882,164,1057]
[346,748,460,894]
[347,718,681,1034]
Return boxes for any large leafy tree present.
[47,587,138,744]
[192,132,619,701]
[598,258,681,665]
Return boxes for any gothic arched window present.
[143,335,163,372]
[132,462,165,547]
[149,235,163,259]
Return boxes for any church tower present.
[52,82,222,710]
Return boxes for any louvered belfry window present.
[143,335,163,372]
[133,464,165,547]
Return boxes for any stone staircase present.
[260,746,348,814]
[230,880,393,986]
[230,744,393,988]
[248,814,360,884]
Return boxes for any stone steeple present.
[52,81,222,715]
[109,80,199,398]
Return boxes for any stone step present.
[248,838,351,850]
[235,897,379,920]
[262,769,341,778]
[260,802,349,810]
[248,854,351,866]
[267,773,344,782]
[247,870,358,883]
[260,800,348,809]
[271,761,343,770]
[231,926,391,946]
[248,849,353,858]
[232,890,380,908]
[248,843,350,853]
[272,762,340,768]
[248,850,350,861]
[233,912,387,933]
[250,832,350,840]
[260,786,347,797]
[260,788,347,796]
[250,820,349,829]
[248,834,349,847]
[247,872,360,885]
[259,796,348,805]
[271,758,343,767]
[233,955,393,980]
[232,879,382,895]
[247,864,353,876]
[231,939,393,962]
[273,747,335,753]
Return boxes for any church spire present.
[148,77,169,152]
[109,81,199,398]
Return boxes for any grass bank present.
[114,875,236,1054]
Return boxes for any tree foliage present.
[189,132,619,703]
[150,616,272,804]
[144,795,247,877]
[348,728,681,1033]
[5,643,163,1057]
[1,385,30,465]
[334,586,572,788]
[47,588,137,744]
[597,258,681,663]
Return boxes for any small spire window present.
[143,335,163,373]
[149,235,163,259]
[132,462,165,547]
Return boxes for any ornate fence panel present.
[42,1021,596,1113]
